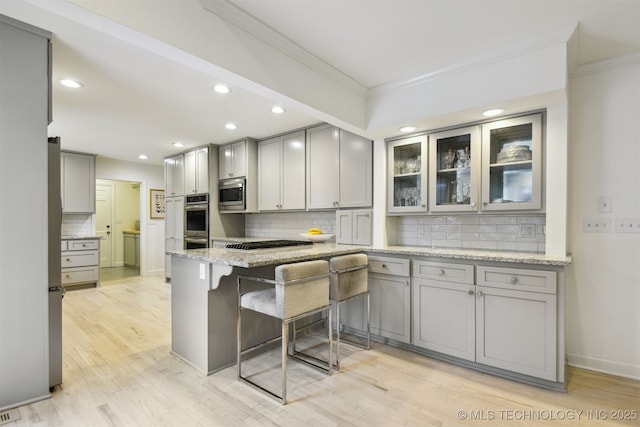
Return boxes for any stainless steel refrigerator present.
[48,136,63,389]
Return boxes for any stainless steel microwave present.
[218,178,245,211]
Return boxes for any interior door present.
[96,183,114,267]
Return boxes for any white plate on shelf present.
[299,233,334,242]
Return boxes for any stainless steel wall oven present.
[184,193,209,249]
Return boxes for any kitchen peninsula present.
[168,242,570,390]
[168,242,363,375]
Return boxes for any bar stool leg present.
[335,301,341,370]
[282,320,288,405]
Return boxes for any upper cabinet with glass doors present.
[428,126,480,212]
[481,114,542,211]
[387,135,428,214]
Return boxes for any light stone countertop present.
[61,235,101,240]
[169,243,361,268]
[171,239,572,268]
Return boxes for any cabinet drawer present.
[62,251,99,268]
[67,239,99,251]
[477,266,556,294]
[368,256,409,276]
[62,266,99,285]
[413,260,474,284]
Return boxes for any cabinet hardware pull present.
[66,258,70,261]
[477,290,484,297]
[468,290,474,295]
[510,276,518,284]
[381,264,386,268]
[438,269,445,276]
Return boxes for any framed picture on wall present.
[150,189,165,219]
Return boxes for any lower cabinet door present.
[476,286,557,381]
[412,278,475,361]
[369,273,411,343]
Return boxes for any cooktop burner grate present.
[225,240,313,250]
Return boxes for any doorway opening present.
[96,179,141,282]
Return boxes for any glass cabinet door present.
[428,126,480,212]
[481,114,542,211]
[387,136,428,214]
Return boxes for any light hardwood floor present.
[12,275,639,426]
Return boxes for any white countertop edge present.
[168,242,571,267]
[61,235,101,240]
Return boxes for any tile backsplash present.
[61,214,94,236]
[245,211,545,253]
[245,212,336,239]
[395,214,546,253]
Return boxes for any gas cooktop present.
[225,240,313,250]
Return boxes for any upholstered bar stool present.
[329,253,370,370]
[237,260,333,405]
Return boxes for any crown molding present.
[367,24,578,101]
[199,0,367,97]
[571,53,640,78]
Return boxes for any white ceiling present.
[1,0,639,165]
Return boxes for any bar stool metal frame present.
[291,255,370,371]
[237,264,333,405]
[329,255,370,370]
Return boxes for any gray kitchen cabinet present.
[412,260,558,381]
[336,209,372,245]
[475,266,557,381]
[387,135,428,214]
[61,151,96,213]
[481,113,542,211]
[61,238,100,286]
[412,260,476,361]
[428,125,481,212]
[368,255,411,344]
[219,140,247,179]
[184,146,209,195]
[164,153,184,197]
[306,124,372,209]
[164,196,184,279]
[258,130,306,211]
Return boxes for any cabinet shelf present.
[489,160,533,169]
[394,172,422,178]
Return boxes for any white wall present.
[95,157,164,276]
[567,62,640,379]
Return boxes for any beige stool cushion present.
[329,254,368,301]
[241,260,329,320]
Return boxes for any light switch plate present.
[583,218,611,233]
[598,196,612,213]
[615,218,640,233]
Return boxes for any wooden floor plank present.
[13,275,639,426]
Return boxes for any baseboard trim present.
[567,353,640,380]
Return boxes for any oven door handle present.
[185,204,209,210]
[185,237,208,243]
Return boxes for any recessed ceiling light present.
[399,126,416,133]
[483,108,505,117]
[138,154,148,160]
[214,84,230,94]
[172,142,184,148]
[225,123,237,130]
[271,106,285,114]
[59,79,83,88]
